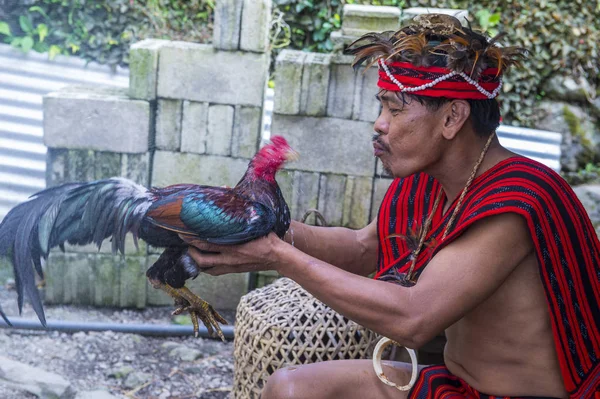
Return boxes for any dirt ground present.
[0,284,237,399]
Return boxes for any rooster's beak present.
[285,149,300,162]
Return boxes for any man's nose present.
[373,114,388,136]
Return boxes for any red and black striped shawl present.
[376,156,600,397]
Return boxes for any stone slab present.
[207,104,235,156]
[93,255,121,307]
[342,4,400,36]
[181,101,209,154]
[327,62,357,119]
[353,66,380,122]
[240,0,272,53]
[300,53,331,116]
[342,176,373,228]
[277,169,320,223]
[121,153,150,187]
[66,149,95,182]
[232,106,262,158]
[401,8,469,25]
[271,115,376,177]
[213,0,243,51]
[155,99,182,151]
[94,151,122,180]
[128,39,170,100]
[187,272,250,311]
[44,86,151,153]
[0,356,74,399]
[157,42,268,107]
[152,151,251,188]
[119,256,147,308]
[318,174,346,226]
[371,177,394,222]
[274,50,307,115]
[46,148,68,187]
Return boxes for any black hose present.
[0,318,235,340]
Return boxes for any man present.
[182,14,600,399]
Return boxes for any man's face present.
[373,91,446,178]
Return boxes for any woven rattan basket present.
[233,277,379,399]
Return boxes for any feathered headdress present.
[345,14,527,100]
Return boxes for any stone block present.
[94,152,122,180]
[327,62,357,119]
[271,115,376,177]
[213,0,243,51]
[156,99,182,151]
[353,66,380,122]
[207,105,235,156]
[181,101,209,154]
[240,0,272,53]
[44,86,151,153]
[67,149,95,182]
[121,153,150,187]
[46,148,68,187]
[401,8,469,25]
[283,170,320,222]
[232,106,261,158]
[158,42,268,107]
[371,177,394,222]
[119,256,147,308]
[44,252,65,304]
[152,151,251,188]
[300,53,332,116]
[62,253,93,305]
[187,272,250,310]
[342,176,373,228]
[93,255,120,307]
[318,174,346,226]
[274,50,307,115]
[342,4,400,36]
[128,39,169,100]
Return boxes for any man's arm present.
[282,219,379,276]
[274,212,533,348]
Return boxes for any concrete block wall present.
[272,50,391,229]
[42,0,272,310]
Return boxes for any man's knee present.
[261,367,301,399]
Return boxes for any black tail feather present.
[0,178,156,327]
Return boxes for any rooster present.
[0,136,297,340]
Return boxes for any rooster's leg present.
[150,280,228,341]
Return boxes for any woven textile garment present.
[376,156,600,398]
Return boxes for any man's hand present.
[180,233,285,276]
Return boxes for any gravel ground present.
[0,284,236,399]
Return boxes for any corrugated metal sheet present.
[0,44,128,220]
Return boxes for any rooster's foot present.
[151,281,228,341]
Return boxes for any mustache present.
[372,134,389,151]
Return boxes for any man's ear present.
[441,100,470,140]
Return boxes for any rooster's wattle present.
[0,136,297,340]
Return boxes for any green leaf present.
[19,16,34,34]
[20,36,34,52]
[489,12,501,25]
[49,45,61,60]
[0,22,10,36]
[29,6,50,19]
[37,24,48,42]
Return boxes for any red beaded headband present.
[378,60,503,100]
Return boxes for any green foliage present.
[274,0,600,126]
[0,0,213,68]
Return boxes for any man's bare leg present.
[261,360,424,399]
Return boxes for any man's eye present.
[389,108,401,114]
